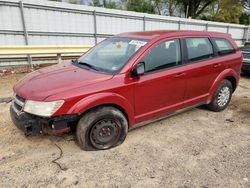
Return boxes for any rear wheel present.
[207,79,233,112]
[76,106,128,150]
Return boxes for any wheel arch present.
[224,76,237,92]
[208,69,239,102]
[81,103,129,124]
[67,92,135,126]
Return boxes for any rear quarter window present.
[213,38,235,55]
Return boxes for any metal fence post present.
[19,1,32,67]
[243,26,249,43]
[205,23,208,31]
[178,20,181,30]
[143,16,146,31]
[227,25,230,33]
[93,10,97,45]
[57,53,62,64]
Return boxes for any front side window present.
[141,39,181,73]
[77,37,148,73]
[186,38,214,62]
[213,38,235,55]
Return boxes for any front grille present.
[12,94,25,114]
[242,51,250,59]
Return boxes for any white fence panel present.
[25,8,94,33]
[180,23,206,31]
[207,26,228,33]
[229,27,245,39]
[29,35,95,45]
[0,5,23,31]
[96,16,142,34]
[146,20,179,30]
[0,0,248,48]
[0,34,24,45]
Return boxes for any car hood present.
[14,62,113,101]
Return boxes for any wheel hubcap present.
[217,86,230,107]
[90,119,121,149]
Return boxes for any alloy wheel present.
[217,86,230,107]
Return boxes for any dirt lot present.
[0,73,250,188]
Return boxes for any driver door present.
[133,39,187,123]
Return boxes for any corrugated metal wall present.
[0,0,249,46]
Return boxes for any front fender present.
[67,92,135,125]
[208,69,239,102]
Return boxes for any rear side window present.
[186,38,214,62]
[213,38,235,55]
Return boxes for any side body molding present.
[67,92,135,125]
[208,68,239,102]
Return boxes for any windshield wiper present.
[79,62,99,71]
[72,59,109,73]
[72,59,78,64]
[73,60,99,71]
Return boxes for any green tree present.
[92,0,121,9]
[176,0,216,18]
[93,0,103,7]
[207,0,243,24]
[106,1,121,9]
[148,0,181,16]
[153,0,162,15]
[127,0,155,14]
[240,12,250,25]
[69,0,77,4]
[167,0,180,16]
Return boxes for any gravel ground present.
[0,73,250,188]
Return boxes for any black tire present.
[206,79,233,112]
[76,106,128,150]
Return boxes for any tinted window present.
[213,38,235,55]
[186,38,214,62]
[142,39,181,73]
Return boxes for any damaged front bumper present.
[10,103,79,136]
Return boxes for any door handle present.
[213,63,221,68]
[174,72,186,78]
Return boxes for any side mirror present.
[131,62,145,77]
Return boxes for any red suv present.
[10,30,242,150]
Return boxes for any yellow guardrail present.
[0,45,92,55]
[0,45,92,65]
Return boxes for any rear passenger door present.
[182,37,224,107]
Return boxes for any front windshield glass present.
[77,37,148,73]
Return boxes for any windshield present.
[77,37,148,73]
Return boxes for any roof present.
[116,30,230,40]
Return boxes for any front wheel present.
[76,106,128,150]
[206,79,233,112]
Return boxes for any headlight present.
[24,100,64,117]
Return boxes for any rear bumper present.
[10,105,79,136]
